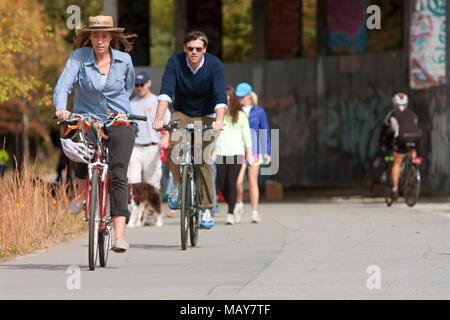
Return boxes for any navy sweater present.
[160,52,227,117]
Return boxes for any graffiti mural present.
[327,0,367,54]
[322,85,391,169]
[410,0,446,88]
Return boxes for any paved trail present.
[2,200,450,299]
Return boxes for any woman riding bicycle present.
[53,15,137,253]
[381,93,422,200]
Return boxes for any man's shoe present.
[200,209,214,229]
[168,185,179,210]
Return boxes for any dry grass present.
[0,163,87,262]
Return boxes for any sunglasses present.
[186,46,203,53]
[135,83,144,88]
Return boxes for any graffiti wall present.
[327,0,367,54]
[410,0,446,88]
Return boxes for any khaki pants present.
[168,111,219,209]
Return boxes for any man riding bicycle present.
[152,30,226,229]
[379,93,422,200]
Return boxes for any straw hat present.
[76,15,125,34]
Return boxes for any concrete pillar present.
[102,0,118,22]
[251,0,268,61]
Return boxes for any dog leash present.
[129,184,138,199]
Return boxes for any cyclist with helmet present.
[380,93,422,200]
[53,16,137,253]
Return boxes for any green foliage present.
[150,0,175,66]
[303,0,317,57]
[222,0,252,62]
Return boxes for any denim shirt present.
[53,47,135,122]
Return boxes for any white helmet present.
[60,138,95,164]
[392,93,408,107]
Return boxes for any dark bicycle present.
[382,141,422,207]
[160,121,214,250]
[55,111,146,270]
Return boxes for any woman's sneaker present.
[226,213,234,225]
[251,211,260,223]
[233,203,243,223]
[168,185,179,210]
[200,209,214,229]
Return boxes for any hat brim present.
[135,80,149,85]
[76,27,125,36]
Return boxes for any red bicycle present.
[56,111,146,270]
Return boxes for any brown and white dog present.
[127,183,162,228]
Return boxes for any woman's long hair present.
[250,91,258,106]
[73,29,137,52]
[227,85,242,124]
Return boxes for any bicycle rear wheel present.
[405,166,420,207]
[88,169,100,271]
[180,167,191,250]
[99,191,112,267]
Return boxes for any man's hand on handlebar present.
[211,121,224,131]
[55,109,71,121]
[152,119,165,131]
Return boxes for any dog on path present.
[127,182,162,228]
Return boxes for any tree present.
[222,0,252,62]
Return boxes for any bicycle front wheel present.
[99,191,112,267]
[88,169,101,270]
[180,167,191,250]
[189,209,199,247]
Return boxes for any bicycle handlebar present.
[53,112,147,125]
[127,114,147,122]
[158,121,213,132]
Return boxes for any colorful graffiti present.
[327,0,367,54]
[322,85,391,168]
[264,84,393,186]
[410,0,446,88]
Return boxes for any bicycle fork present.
[85,163,110,232]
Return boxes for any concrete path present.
[1,199,450,299]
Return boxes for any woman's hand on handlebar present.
[55,109,71,121]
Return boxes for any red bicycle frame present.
[84,143,110,231]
